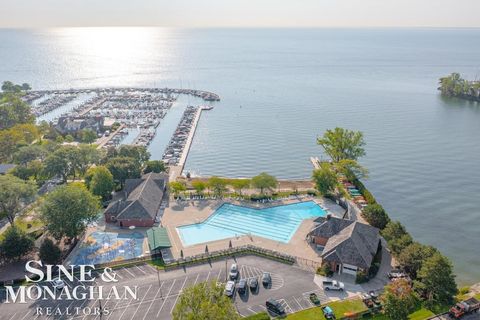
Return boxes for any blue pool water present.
[177,201,327,246]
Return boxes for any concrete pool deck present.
[161,197,345,262]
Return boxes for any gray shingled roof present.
[105,172,166,221]
[310,216,380,269]
[0,164,16,174]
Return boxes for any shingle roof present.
[105,172,166,221]
[310,216,380,269]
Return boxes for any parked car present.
[388,269,408,279]
[322,306,336,319]
[229,263,239,280]
[262,272,271,286]
[50,278,65,290]
[224,281,235,297]
[309,293,321,305]
[322,280,344,291]
[248,277,258,292]
[266,298,285,315]
[237,279,247,294]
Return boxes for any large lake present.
[1,28,479,284]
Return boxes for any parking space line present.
[216,268,222,282]
[114,269,124,279]
[156,279,176,317]
[135,265,147,275]
[142,285,162,320]
[117,295,136,320]
[7,313,17,320]
[122,267,135,278]
[193,274,200,286]
[170,276,188,314]
[19,311,31,320]
[293,296,303,311]
[130,284,152,320]
[205,270,211,282]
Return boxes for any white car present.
[224,281,235,297]
[229,263,239,280]
[50,279,65,290]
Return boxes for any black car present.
[266,299,285,315]
[248,277,258,292]
[262,272,271,286]
[237,279,247,294]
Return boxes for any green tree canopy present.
[317,127,366,162]
[169,181,186,198]
[191,180,207,194]
[13,145,47,165]
[172,281,240,320]
[381,279,418,320]
[361,204,390,230]
[85,166,114,201]
[114,145,150,166]
[0,226,34,261]
[0,91,35,130]
[143,160,166,174]
[76,144,102,177]
[312,162,338,196]
[0,174,36,225]
[106,156,142,188]
[40,183,100,240]
[381,221,413,256]
[43,147,72,182]
[397,242,438,279]
[207,176,228,197]
[251,172,277,194]
[414,252,457,305]
[39,238,62,265]
[229,179,251,196]
[80,128,97,144]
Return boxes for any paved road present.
[0,256,325,320]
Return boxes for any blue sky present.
[1,0,479,28]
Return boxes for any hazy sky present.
[1,0,479,28]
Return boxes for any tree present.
[0,175,36,225]
[414,252,457,305]
[13,145,47,165]
[44,148,71,182]
[172,281,240,320]
[192,180,207,194]
[317,127,366,162]
[80,128,97,144]
[229,179,251,196]
[169,181,186,198]
[361,204,390,229]
[251,172,277,194]
[40,183,100,240]
[381,279,418,320]
[106,156,142,188]
[76,144,102,177]
[0,226,34,261]
[381,221,413,256]
[208,176,227,197]
[144,160,166,174]
[86,166,114,200]
[312,163,338,196]
[0,93,35,130]
[397,242,438,279]
[334,159,369,181]
[65,135,74,143]
[116,145,150,166]
[39,238,62,264]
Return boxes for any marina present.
[24,87,218,168]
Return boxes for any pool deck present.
[161,197,345,263]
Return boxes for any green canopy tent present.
[146,227,172,255]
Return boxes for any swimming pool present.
[177,201,327,246]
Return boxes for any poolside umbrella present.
[205,245,209,254]
[229,240,232,249]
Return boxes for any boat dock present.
[96,124,126,149]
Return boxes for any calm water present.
[1,28,479,284]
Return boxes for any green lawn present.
[287,299,368,320]
[147,258,166,270]
[408,308,435,320]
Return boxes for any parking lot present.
[0,256,327,320]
